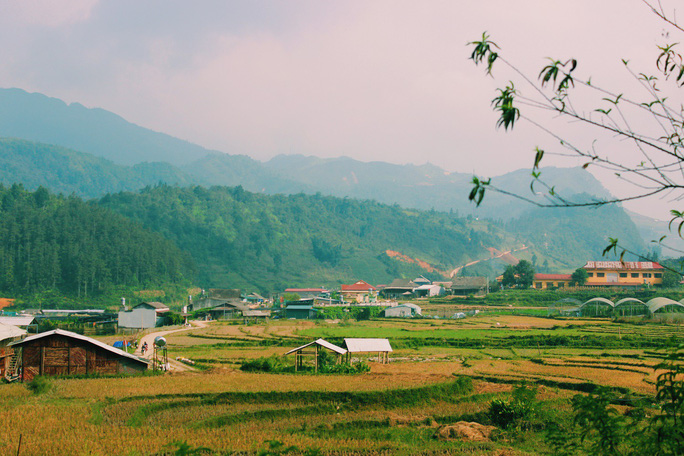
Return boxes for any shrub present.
[240,356,289,373]
[488,382,537,429]
[26,375,52,395]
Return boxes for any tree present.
[501,260,535,289]
[571,267,589,286]
[467,2,684,260]
[514,260,535,289]
[502,265,517,287]
[661,269,682,288]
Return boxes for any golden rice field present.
[0,314,680,455]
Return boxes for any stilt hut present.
[344,338,392,364]
[285,338,347,372]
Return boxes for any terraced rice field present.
[0,314,680,455]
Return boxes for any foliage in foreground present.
[543,344,684,456]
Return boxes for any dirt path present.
[136,320,210,372]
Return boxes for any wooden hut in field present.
[285,338,347,372]
[344,338,392,364]
[9,329,148,381]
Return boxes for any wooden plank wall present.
[21,335,145,381]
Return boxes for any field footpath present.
[136,320,210,371]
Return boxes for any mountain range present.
[0,87,666,292]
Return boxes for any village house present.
[118,302,170,329]
[206,301,248,320]
[533,274,572,289]
[380,278,417,299]
[284,303,318,319]
[340,280,377,303]
[9,329,148,381]
[445,277,489,296]
[582,261,664,287]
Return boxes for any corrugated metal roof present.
[451,277,488,289]
[0,316,35,327]
[285,338,347,355]
[344,338,393,353]
[0,323,26,342]
[286,305,316,310]
[242,310,271,317]
[10,329,149,365]
[583,261,663,270]
[136,301,170,310]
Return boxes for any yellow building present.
[533,274,572,289]
[582,261,663,287]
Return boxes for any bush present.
[488,382,537,429]
[319,362,370,374]
[240,356,290,373]
[26,375,52,395]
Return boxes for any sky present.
[0,0,682,222]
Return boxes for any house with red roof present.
[340,280,377,303]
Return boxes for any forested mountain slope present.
[0,138,193,197]
[0,184,196,300]
[96,185,636,292]
[97,185,520,291]
[0,181,643,302]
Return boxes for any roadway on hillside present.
[449,245,528,277]
[135,320,209,372]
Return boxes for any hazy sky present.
[0,0,681,221]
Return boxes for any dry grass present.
[1,315,677,455]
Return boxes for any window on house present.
[655,273,662,278]
[535,282,542,289]
[597,272,605,277]
[546,282,553,288]
[587,272,594,277]
[643,273,652,278]
[631,273,639,278]
[619,273,627,278]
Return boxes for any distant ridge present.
[0,88,213,165]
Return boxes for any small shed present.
[10,329,148,381]
[382,303,422,318]
[207,301,247,320]
[285,304,318,319]
[344,338,393,364]
[285,338,347,372]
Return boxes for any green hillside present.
[0,184,196,304]
[0,137,193,197]
[96,185,642,292]
[97,185,513,292]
